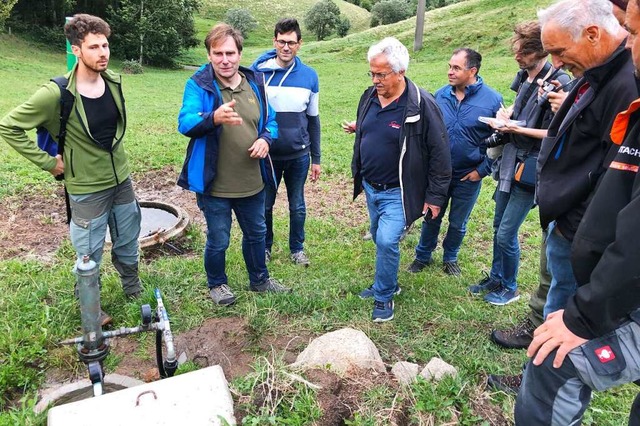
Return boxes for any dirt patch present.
[0,166,367,261]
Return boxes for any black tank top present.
[81,83,118,151]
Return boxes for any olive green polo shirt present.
[211,72,263,198]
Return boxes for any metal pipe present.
[155,288,176,364]
[76,256,103,351]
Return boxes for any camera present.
[538,80,556,103]
[483,131,506,148]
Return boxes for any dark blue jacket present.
[434,76,502,179]
[177,64,277,194]
[352,79,452,226]
[251,50,321,164]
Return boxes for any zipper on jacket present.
[69,149,75,177]
[110,152,120,186]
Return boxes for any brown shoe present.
[490,317,535,349]
[100,309,113,327]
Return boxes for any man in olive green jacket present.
[0,14,141,324]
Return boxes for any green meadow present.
[0,0,636,424]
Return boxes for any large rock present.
[419,357,458,382]
[391,361,420,385]
[291,328,385,374]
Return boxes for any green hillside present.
[199,0,371,43]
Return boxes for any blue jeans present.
[265,155,309,254]
[543,221,577,318]
[415,178,482,263]
[489,186,535,291]
[196,190,269,287]
[363,181,406,302]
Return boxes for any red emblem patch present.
[594,346,616,363]
[388,121,401,129]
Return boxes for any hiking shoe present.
[265,249,271,263]
[363,231,372,241]
[407,258,432,273]
[359,285,401,299]
[443,261,461,276]
[372,300,394,322]
[290,251,310,267]
[209,284,236,306]
[491,317,536,349]
[486,374,522,395]
[126,290,142,300]
[468,272,501,295]
[250,277,291,293]
[99,309,113,327]
[484,286,520,306]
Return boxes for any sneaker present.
[407,258,432,273]
[265,249,271,263]
[209,284,236,306]
[359,285,401,299]
[486,374,522,395]
[490,317,535,349]
[372,300,394,322]
[442,261,461,276]
[250,277,291,293]
[362,231,372,241]
[290,251,310,267]
[99,309,113,327]
[484,286,520,306]
[468,272,501,295]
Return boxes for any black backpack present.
[36,76,75,223]
[36,76,75,166]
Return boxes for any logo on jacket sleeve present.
[594,345,616,363]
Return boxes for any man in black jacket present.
[348,37,451,322]
[516,0,640,423]
[492,0,635,355]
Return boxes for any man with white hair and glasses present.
[348,37,451,322]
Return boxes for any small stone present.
[391,361,420,385]
[419,357,458,382]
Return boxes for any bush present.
[361,0,372,11]
[122,59,144,74]
[371,0,412,25]
[336,16,351,38]
[224,8,257,39]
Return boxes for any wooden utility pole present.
[414,0,426,52]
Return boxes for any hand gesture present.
[248,138,269,159]
[213,99,243,126]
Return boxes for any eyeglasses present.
[447,64,470,72]
[275,40,299,48]
[367,71,392,80]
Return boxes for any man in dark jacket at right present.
[516,1,640,423]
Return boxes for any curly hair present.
[64,14,111,46]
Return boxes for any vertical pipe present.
[65,16,76,71]
[76,256,103,351]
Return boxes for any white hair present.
[367,37,409,73]
[538,0,620,40]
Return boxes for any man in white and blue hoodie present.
[251,18,321,267]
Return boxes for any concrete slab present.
[47,366,236,425]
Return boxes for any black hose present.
[155,324,168,379]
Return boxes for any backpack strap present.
[50,76,74,225]
[50,76,74,155]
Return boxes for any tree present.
[224,8,257,39]
[371,0,412,25]
[305,0,340,41]
[0,0,18,31]
[107,0,199,67]
[336,15,350,38]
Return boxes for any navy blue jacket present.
[434,76,502,179]
[177,64,277,194]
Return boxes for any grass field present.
[1,0,638,423]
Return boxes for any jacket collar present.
[444,75,485,99]
[610,77,640,144]
[583,40,630,92]
[65,62,121,95]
